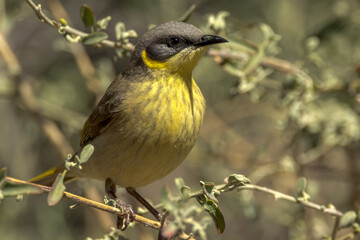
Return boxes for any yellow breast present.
[77,70,205,187]
[74,49,206,187]
[113,71,205,187]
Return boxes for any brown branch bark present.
[189,183,343,218]
[5,176,197,240]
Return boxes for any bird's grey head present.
[129,21,227,67]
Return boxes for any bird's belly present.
[78,124,195,187]
[75,77,205,187]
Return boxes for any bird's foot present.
[114,198,135,230]
[105,178,135,231]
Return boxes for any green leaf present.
[222,174,251,192]
[80,4,95,28]
[160,186,174,211]
[200,181,218,202]
[207,11,229,34]
[96,16,112,31]
[2,182,43,197]
[122,30,138,39]
[174,178,185,190]
[227,174,251,186]
[202,199,225,234]
[82,32,108,45]
[79,144,94,164]
[115,22,126,40]
[175,178,191,200]
[340,211,357,228]
[353,222,360,233]
[296,177,307,194]
[227,174,251,184]
[180,186,191,200]
[47,172,66,206]
[296,177,310,201]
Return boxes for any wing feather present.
[80,76,127,147]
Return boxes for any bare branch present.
[4,176,197,240]
[236,184,343,217]
[189,183,343,218]
[6,176,161,228]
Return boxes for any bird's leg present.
[105,178,135,230]
[126,188,174,239]
[126,187,162,221]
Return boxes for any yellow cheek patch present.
[142,50,168,69]
[142,47,207,75]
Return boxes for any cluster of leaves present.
[145,174,250,239]
[47,144,94,206]
[59,5,137,58]
[205,9,360,166]
[0,143,94,206]
[4,2,360,239]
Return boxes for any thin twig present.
[236,184,343,217]
[189,183,343,217]
[47,0,103,103]
[177,4,196,22]
[4,176,196,240]
[207,48,313,89]
[0,31,21,74]
[25,0,134,51]
[6,176,161,229]
[25,0,313,85]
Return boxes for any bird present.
[30,21,227,228]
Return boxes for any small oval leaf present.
[96,16,112,31]
[296,177,310,201]
[82,32,108,45]
[201,181,218,202]
[227,174,251,185]
[340,211,357,228]
[80,4,95,28]
[79,144,94,164]
[296,177,307,195]
[47,172,66,206]
[174,177,185,190]
[180,186,191,200]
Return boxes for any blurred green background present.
[1,0,360,239]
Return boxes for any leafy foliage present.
[2,1,360,240]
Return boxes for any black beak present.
[195,35,228,47]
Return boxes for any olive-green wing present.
[80,79,125,147]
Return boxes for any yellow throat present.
[74,46,207,187]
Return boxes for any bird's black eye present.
[168,37,180,47]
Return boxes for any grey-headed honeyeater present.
[30,21,227,226]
